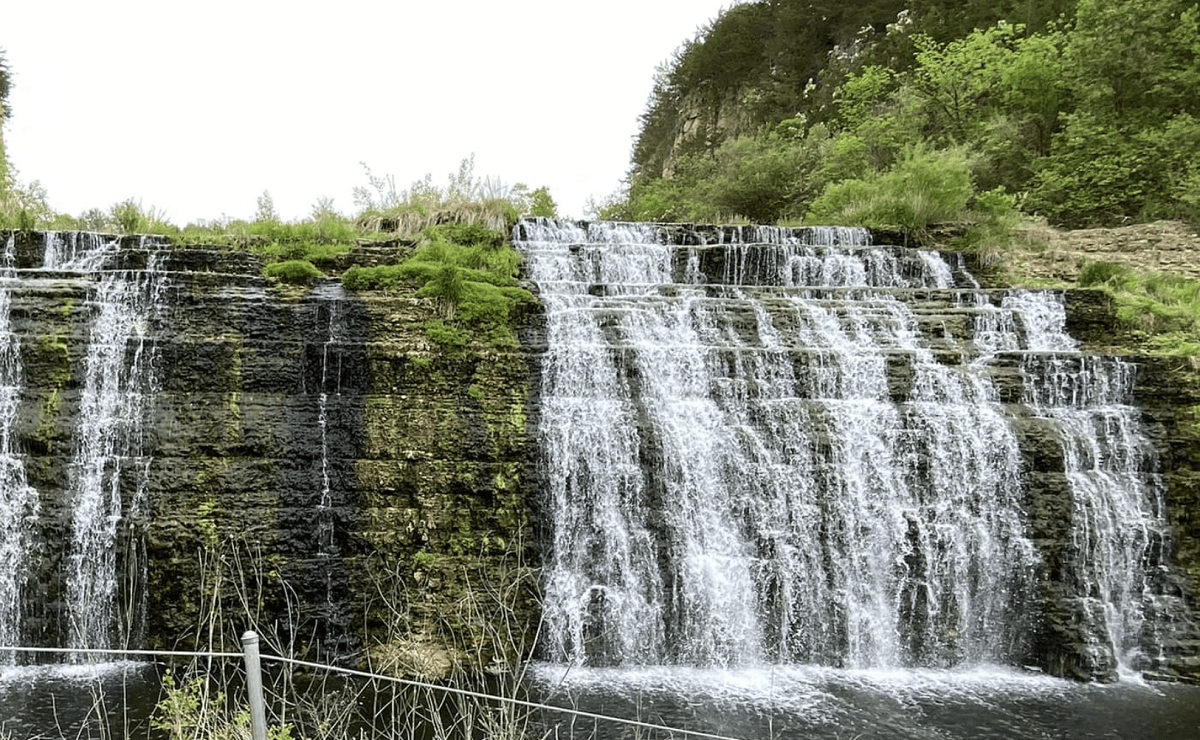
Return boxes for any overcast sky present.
[4,1,735,223]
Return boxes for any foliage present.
[0,47,10,120]
[355,155,528,237]
[342,222,534,350]
[254,190,279,222]
[0,175,54,230]
[1069,0,1200,124]
[152,671,294,740]
[618,0,1200,231]
[528,186,557,217]
[807,145,974,234]
[1076,259,1200,353]
[1028,112,1200,226]
[1077,260,1132,288]
[263,259,322,286]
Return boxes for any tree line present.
[602,0,1200,232]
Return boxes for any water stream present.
[0,235,39,659]
[47,233,169,653]
[514,218,1182,737]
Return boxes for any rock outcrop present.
[2,225,1197,683]
[3,231,537,674]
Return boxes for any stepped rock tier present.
[0,230,538,673]
[514,219,1200,683]
[0,223,1197,684]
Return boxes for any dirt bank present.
[1004,220,1200,284]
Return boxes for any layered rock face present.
[515,220,1200,683]
[1,225,1196,684]
[2,231,537,672]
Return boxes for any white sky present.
[3,1,734,223]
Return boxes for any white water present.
[985,291,1167,669]
[313,285,345,621]
[0,236,39,658]
[44,234,169,653]
[518,220,1051,670]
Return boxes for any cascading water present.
[43,233,169,653]
[515,219,1166,678]
[296,282,360,658]
[982,290,1168,672]
[0,235,39,658]
[313,285,348,651]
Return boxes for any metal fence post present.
[241,631,268,740]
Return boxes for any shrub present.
[152,671,294,740]
[1077,260,1131,287]
[807,145,973,235]
[264,259,322,286]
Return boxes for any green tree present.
[255,190,279,222]
[529,187,557,217]
[1029,0,1200,225]
[1068,0,1200,123]
[0,47,11,121]
[0,48,11,198]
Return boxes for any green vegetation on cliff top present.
[343,221,536,350]
[1078,261,1200,356]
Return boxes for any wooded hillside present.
[608,0,1200,232]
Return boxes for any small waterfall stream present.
[46,233,169,653]
[0,235,39,658]
[515,219,1168,677]
[299,282,360,658]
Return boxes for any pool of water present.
[2,660,1198,739]
[527,663,1200,740]
[0,662,161,739]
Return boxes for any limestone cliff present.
[4,231,538,676]
[3,224,1198,684]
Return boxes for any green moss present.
[343,226,535,351]
[496,490,525,532]
[263,259,322,286]
[38,332,71,386]
[450,515,475,557]
[196,497,219,549]
[509,399,526,432]
[425,320,467,349]
[411,550,440,568]
[467,383,485,401]
[34,388,60,448]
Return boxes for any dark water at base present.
[2,661,1199,739]
[528,664,1200,740]
[0,662,161,739]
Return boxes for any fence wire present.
[0,644,748,740]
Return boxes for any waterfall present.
[983,291,1167,671]
[516,219,1165,675]
[45,233,169,653]
[316,289,343,639]
[0,235,39,658]
[299,282,358,658]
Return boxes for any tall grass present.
[1078,259,1200,355]
[806,145,974,240]
[354,156,528,237]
